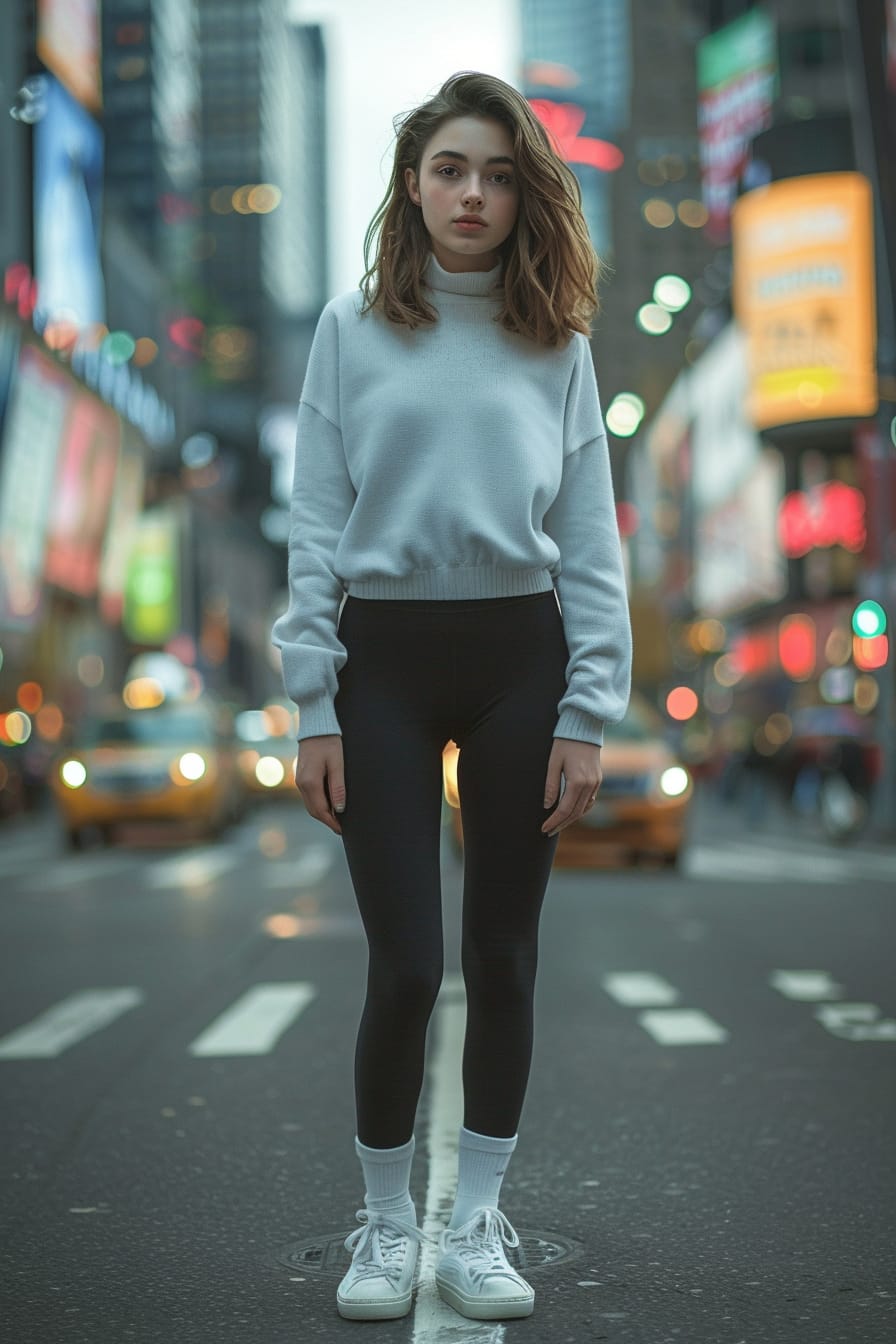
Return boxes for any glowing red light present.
[528,100,623,172]
[778,614,816,680]
[666,686,698,721]
[167,317,205,356]
[777,483,866,558]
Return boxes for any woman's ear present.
[404,166,421,206]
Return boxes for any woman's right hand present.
[295,734,346,835]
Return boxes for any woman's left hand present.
[541,738,602,837]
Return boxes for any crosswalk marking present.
[638,1009,729,1045]
[187,983,317,1056]
[770,970,845,1001]
[263,845,334,888]
[145,848,241,888]
[0,988,144,1059]
[0,969,892,1062]
[685,843,854,882]
[23,855,138,893]
[815,1003,896,1042]
[602,973,680,1007]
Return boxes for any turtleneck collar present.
[423,252,503,296]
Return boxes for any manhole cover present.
[278,1228,583,1278]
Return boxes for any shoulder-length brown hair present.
[359,71,600,348]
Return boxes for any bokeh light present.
[642,198,675,228]
[666,686,699,721]
[637,303,673,335]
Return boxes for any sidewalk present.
[689,778,896,860]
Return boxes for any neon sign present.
[528,100,623,172]
[777,482,866,558]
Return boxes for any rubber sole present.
[336,1288,413,1320]
[435,1275,534,1320]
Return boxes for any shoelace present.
[439,1207,523,1288]
[343,1210,434,1284]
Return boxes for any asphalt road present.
[1,788,894,1344]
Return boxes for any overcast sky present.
[287,0,521,296]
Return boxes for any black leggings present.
[333,589,569,1147]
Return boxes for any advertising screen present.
[37,0,102,113]
[124,505,181,646]
[99,423,146,623]
[44,390,121,598]
[33,75,105,331]
[0,343,72,629]
[732,172,877,428]
[697,8,777,241]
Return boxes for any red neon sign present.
[777,482,866,558]
[528,100,624,172]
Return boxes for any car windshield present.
[79,713,215,747]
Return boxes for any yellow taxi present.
[50,698,245,848]
[443,693,693,868]
[234,701,299,797]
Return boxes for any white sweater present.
[272,252,632,745]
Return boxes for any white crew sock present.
[354,1134,417,1226]
[447,1126,518,1230]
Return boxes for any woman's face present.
[405,115,520,273]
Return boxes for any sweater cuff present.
[554,708,605,746]
[296,695,342,742]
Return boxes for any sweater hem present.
[344,567,555,601]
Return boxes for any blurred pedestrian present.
[272,70,631,1324]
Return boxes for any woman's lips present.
[454,220,486,231]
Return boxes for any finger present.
[542,806,574,835]
[303,786,336,831]
[327,766,346,815]
[543,770,561,808]
[543,786,598,835]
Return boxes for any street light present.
[653,275,692,312]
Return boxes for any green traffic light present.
[852,600,887,638]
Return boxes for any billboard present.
[123,506,181,646]
[0,344,71,629]
[37,0,102,113]
[43,391,121,598]
[697,7,777,241]
[99,424,146,623]
[33,76,105,331]
[731,172,877,428]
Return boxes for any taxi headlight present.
[659,766,690,799]
[178,752,207,782]
[60,759,87,789]
[256,755,285,788]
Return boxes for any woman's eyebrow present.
[429,150,515,167]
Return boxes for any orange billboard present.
[732,172,877,429]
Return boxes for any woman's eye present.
[436,166,514,186]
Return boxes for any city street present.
[1,791,893,1344]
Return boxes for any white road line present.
[602,973,680,1007]
[263,845,334,888]
[0,988,144,1059]
[684,845,853,882]
[815,1003,896,1042]
[145,848,240,889]
[412,974,505,1344]
[769,970,845,1001]
[638,1009,729,1046]
[22,855,138,892]
[187,983,316,1056]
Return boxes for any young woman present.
[272,70,632,1324]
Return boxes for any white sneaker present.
[435,1207,535,1320]
[336,1209,432,1320]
